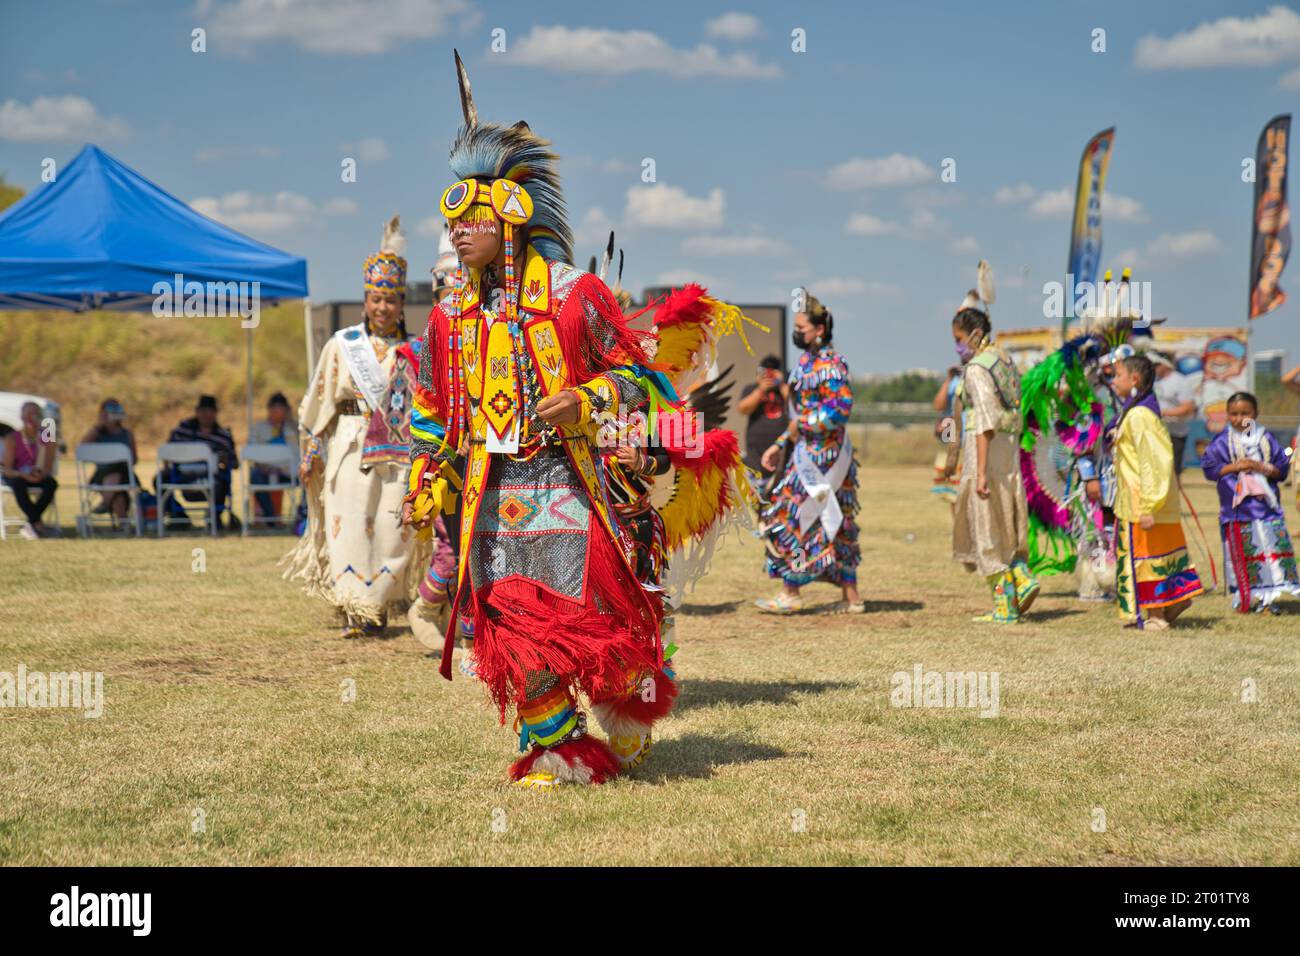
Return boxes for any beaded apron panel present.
[471,453,591,600]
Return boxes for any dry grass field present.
[1,465,1297,866]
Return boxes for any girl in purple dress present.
[1200,392,1300,614]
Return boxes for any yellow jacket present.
[1113,406,1181,524]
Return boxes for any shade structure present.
[0,143,310,439]
[0,143,308,309]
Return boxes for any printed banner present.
[1249,114,1291,320]
[1065,127,1116,331]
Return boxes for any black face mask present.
[793,330,813,350]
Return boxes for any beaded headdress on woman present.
[363,215,407,294]
[438,50,574,323]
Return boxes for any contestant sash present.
[336,324,388,415]
[794,437,852,538]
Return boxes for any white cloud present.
[574,207,616,249]
[1105,194,1148,224]
[1115,231,1222,271]
[205,0,475,55]
[416,215,445,239]
[1279,66,1300,89]
[705,12,763,41]
[681,233,790,257]
[950,236,981,255]
[1113,247,1142,269]
[994,182,1036,204]
[1135,5,1300,70]
[809,277,904,300]
[1027,188,1074,218]
[828,153,932,189]
[194,144,280,162]
[904,187,965,209]
[1028,187,1147,223]
[0,95,129,142]
[624,183,725,229]
[507,26,782,78]
[1144,229,1222,263]
[191,190,352,234]
[320,198,358,216]
[340,137,390,163]
[844,212,900,236]
[655,269,718,288]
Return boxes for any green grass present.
[1,466,1298,865]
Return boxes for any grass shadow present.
[1164,615,1218,631]
[678,600,743,617]
[860,599,924,613]
[1024,608,1086,622]
[675,677,852,713]
[635,732,789,782]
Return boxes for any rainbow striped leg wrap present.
[516,684,580,752]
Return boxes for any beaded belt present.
[337,399,365,417]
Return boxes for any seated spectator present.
[2,401,58,538]
[81,398,140,520]
[249,392,299,526]
[157,395,239,530]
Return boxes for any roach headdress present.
[440,49,573,267]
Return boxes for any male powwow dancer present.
[403,52,676,788]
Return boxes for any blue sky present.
[2,0,1299,374]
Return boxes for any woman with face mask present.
[756,289,863,614]
[949,267,1039,624]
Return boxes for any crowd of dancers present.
[279,51,1298,790]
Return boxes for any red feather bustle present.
[652,282,711,330]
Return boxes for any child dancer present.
[1200,392,1300,614]
[1109,355,1205,629]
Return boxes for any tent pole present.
[304,298,314,379]
[246,323,254,445]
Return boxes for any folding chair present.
[74,442,143,537]
[155,442,220,537]
[0,481,27,540]
[241,443,299,535]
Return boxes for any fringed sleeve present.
[566,273,654,415]
[410,304,454,469]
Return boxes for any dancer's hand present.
[761,444,781,471]
[614,444,643,470]
[1139,514,1155,530]
[536,390,581,425]
[976,474,990,499]
[403,478,444,529]
[1085,479,1101,502]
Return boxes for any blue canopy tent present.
[0,143,310,438]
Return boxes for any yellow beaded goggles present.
[439,178,533,226]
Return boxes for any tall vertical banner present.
[1064,127,1116,335]
[1249,114,1291,320]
